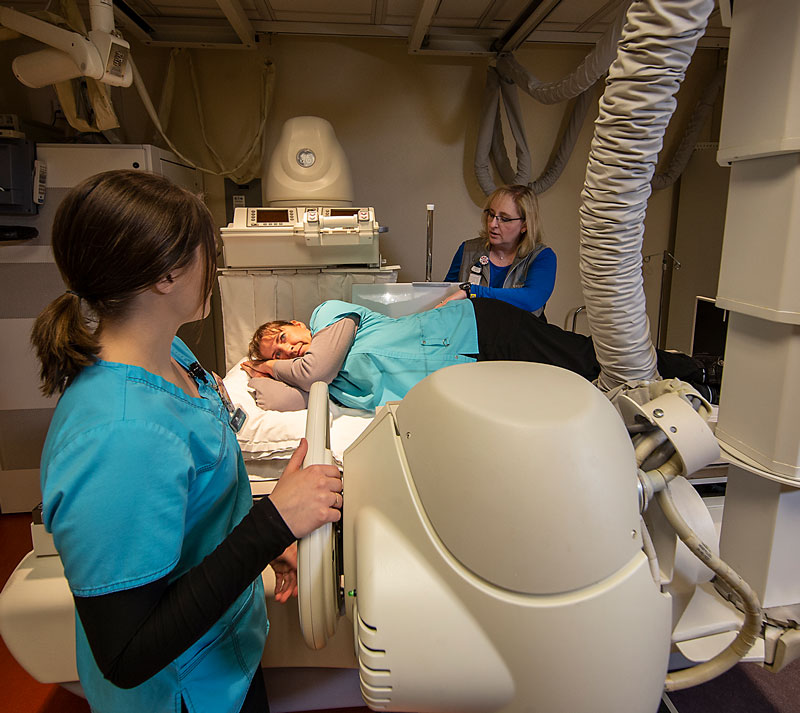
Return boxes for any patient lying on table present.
[242,313,357,411]
[242,298,715,412]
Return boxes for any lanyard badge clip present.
[188,361,247,433]
[468,258,485,285]
[212,371,248,433]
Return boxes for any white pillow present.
[223,359,309,460]
[223,359,374,463]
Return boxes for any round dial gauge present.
[296,148,316,168]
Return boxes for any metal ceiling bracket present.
[216,0,256,48]
[492,0,563,53]
[408,0,440,53]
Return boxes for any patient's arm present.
[271,316,357,391]
[248,377,309,411]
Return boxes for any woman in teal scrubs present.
[30,170,343,713]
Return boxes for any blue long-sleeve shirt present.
[444,242,557,313]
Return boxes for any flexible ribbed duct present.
[579,0,715,392]
[490,71,532,186]
[474,67,532,193]
[487,79,599,194]
[474,66,504,194]
[475,5,627,195]
[529,83,599,194]
[652,64,725,190]
[494,8,625,106]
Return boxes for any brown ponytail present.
[31,292,101,396]
[30,169,217,396]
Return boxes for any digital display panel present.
[329,208,359,217]
[255,209,290,223]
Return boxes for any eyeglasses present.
[483,209,524,225]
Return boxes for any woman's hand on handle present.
[270,542,299,602]
[268,438,343,539]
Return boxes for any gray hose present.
[640,516,662,585]
[490,71,532,186]
[476,2,720,198]
[489,109,516,186]
[475,4,627,196]
[657,485,763,690]
[652,64,726,190]
[531,83,599,194]
[483,76,598,195]
[474,66,503,195]
[634,428,669,466]
[494,7,625,105]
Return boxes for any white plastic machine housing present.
[265,116,354,208]
[666,0,800,671]
[220,205,382,268]
[297,362,673,713]
[713,1,800,481]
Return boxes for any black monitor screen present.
[255,209,290,223]
[329,209,359,217]
[692,298,728,358]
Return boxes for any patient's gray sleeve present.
[248,378,309,411]
[271,316,358,392]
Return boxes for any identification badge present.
[469,262,482,285]
[229,408,247,433]
[212,371,247,433]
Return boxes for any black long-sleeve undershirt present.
[74,495,295,689]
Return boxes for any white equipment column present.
[714,0,800,614]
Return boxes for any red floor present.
[0,512,367,713]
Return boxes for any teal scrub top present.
[309,299,479,410]
[41,339,266,713]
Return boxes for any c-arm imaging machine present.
[2,1,800,712]
[294,2,800,711]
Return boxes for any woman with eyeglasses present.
[440,184,556,318]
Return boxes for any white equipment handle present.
[297,381,341,650]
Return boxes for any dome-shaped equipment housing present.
[394,361,643,594]
[264,116,354,207]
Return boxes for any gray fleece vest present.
[457,237,548,317]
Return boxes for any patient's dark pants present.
[471,298,704,384]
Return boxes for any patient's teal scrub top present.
[41,338,266,713]
[310,299,479,410]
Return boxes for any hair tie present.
[65,289,83,300]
